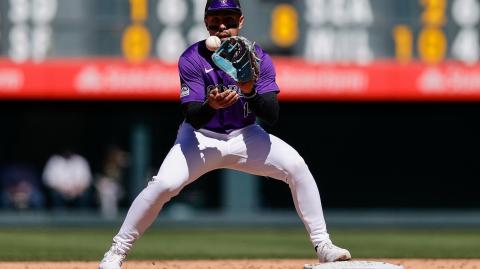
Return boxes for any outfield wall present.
[1,209,480,228]
[1,102,479,216]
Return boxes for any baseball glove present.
[211,36,260,83]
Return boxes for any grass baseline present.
[0,227,479,261]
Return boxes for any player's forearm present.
[182,101,216,129]
[245,91,279,126]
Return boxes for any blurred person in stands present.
[42,147,93,209]
[0,163,45,210]
[95,145,129,219]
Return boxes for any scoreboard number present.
[271,4,299,48]
[451,0,480,64]
[418,26,447,64]
[123,0,151,62]
[393,25,413,63]
[8,0,57,63]
[122,24,152,63]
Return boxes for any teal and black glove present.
[211,36,260,83]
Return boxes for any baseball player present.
[99,0,351,268]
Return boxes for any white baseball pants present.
[112,122,330,253]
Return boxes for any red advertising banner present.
[274,58,480,101]
[0,59,179,101]
[0,58,480,101]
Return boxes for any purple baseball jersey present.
[178,39,279,134]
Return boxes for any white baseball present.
[206,36,221,51]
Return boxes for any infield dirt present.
[0,259,479,269]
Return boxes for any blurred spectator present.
[95,145,129,219]
[0,164,45,210]
[42,148,92,209]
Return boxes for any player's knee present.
[148,177,184,199]
[285,155,308,179]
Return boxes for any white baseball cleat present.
[99,244,127,269]
[315,240,351,263]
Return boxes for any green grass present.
[0,227,479,261]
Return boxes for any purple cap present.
[205,0,242,16]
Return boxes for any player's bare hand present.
[208,88,239,109]
[237,80,255,95]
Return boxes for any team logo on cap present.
[220,0,231,7]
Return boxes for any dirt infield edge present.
[1,259,479,269]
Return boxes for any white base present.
[304,261,404,269]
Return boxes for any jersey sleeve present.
[178,56,206,104]
[254,48,280,95]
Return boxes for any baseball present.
[206,36,221,51]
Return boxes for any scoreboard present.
[0,0,479,101]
